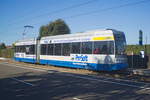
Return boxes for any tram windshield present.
[114,33,126,55]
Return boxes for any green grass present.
[126,45,150,55]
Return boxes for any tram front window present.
[115,41,126,55]
[114,33,126,55]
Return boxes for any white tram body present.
[14,38,36,63]
[14,29,128,71]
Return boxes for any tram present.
[14,29,128,71]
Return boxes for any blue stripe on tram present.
[14,57,36,63]
[39,59,128,71]
[14,57,127,71]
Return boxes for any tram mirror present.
[140,50,144,58]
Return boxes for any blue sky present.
[0,0,150,45]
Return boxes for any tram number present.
[74,55,88,61]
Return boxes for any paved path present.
[0,62,150,100]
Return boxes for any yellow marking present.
[92,36,114,41]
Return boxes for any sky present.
[0,0,150,45]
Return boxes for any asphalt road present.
[0,62,150,100]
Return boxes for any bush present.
[126,45,150,55]
[0,48,14,58]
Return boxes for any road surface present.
[0,62,150,100]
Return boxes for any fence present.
[127,55,150,69]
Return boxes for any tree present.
[0,43,6,49]
[39,19,70,37]
[39,25,49,37]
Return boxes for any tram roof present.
[14,38,36,45]
[14,29,124,45]
[41,29,122,40]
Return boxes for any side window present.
[93,41,114,54]
[17,46,23,53]
[18,46,21,52]
[15,46,18,52]
[14,46,16,52]
[26,45,30,54]
[21,46,24,53]
[107,41,114,54]
[81,42,92,54]
[62,43,70,56]
[47,44,54,55]
[93,41,102,54]
[54,44,61,55]
[23,46,26,53]
[20,46,23,52]
[15,45,34,54]
[71,42,81,54]
[30,45,35,54]
[41,44,47,55]
[15,46,17,52]
[114,33,126,55]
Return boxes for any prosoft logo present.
[74,55,88,61]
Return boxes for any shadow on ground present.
[0,71,150,100]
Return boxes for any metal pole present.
[22,27,27,39]
[46,44,48,65]
[22,25,34,39]
[132,51,133,68]
[145,35,147,55]
[145,36,147,68]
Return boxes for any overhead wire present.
[0,0,98,33]
[6,0,98,26]
[62,0,150,19]
[1,0,98,34]
[1,0,150,35]
[30,0,150,27]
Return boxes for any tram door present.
[36,39,40,63]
